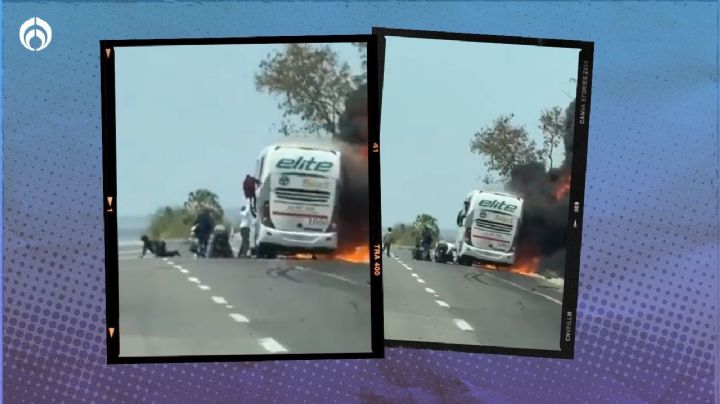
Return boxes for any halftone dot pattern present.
[3,2,718,403]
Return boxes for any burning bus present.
[454,190,524,268]
[253,143,342,259]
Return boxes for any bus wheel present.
[263,246,277,259]
[256,244,268,259]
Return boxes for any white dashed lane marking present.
[295,266,370,287]
[259,337,288,353]
[393,253,560,318]
[229,313,250,323]
[163,261,292,354]
[484,272,563,305]
[454,319,474,331]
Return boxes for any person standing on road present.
[383,227,394,257]
[193,207,215,258]
[237,205,253,258]
[421,227,433,261]
[243,174,261,214]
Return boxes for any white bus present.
[454,190,524,267]
[253,143,342,258]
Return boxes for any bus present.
[253,143,342,258]
[454,190,524,267]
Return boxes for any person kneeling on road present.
[208,225,234,258]
[140,235,181,258]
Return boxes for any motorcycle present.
[188,225,212,258]
[188,225,200,255]
[412,242,432,261]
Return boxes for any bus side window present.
[456,208,464,227]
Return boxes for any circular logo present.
[279,175,290,186]
[19,17,53,52]
[479,211,487,218]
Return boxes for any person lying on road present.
[140,235,181,258]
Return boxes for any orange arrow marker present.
[106,48,112,58]
[108,328,115,337]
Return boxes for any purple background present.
[3,1,718,403]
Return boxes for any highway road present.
[117,241,372,357]
[383,247,564,351]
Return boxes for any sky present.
[115,42,363,219]
[380,36,580,231]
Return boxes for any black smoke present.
[275,85,369,255]
[506,99,575,278]
[335,84,370,252]
[336,83,368,145]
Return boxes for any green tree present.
[470,114,543,184]
[147,206,194,239]
[562,99,576,168]
[539,106,564,170]
[352,42,367,86]
[183,189,224,223]
[387,221,423,246]
[255,44,362,137]
[413,214,440,240]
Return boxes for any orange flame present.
[334,245,370,264]
[511,257,541,275]
[555,173,571,201]
[286,253,315,260]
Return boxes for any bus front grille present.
[275,187,331,204]
[475,219,513,234]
